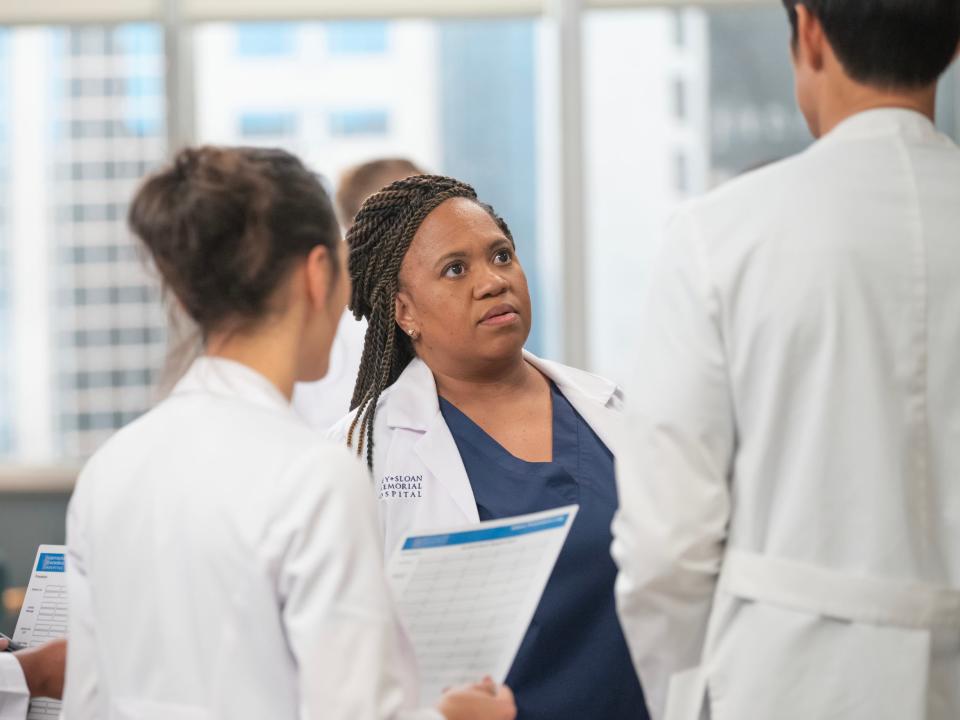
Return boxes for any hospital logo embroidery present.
[378,474,424,500]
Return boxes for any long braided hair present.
[345,174,513,468]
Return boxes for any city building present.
[9,25,167,461]
[51,25,168,459]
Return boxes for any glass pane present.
[194,19,548,355]
[937,61,960,142]
[2,24,167,463]
[0,30,10,457]
[584,6,959,389]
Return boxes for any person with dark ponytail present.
[329,175,649,720]
[58,148,515,720]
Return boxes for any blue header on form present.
[36,553,66,573]
[402,513,570,550]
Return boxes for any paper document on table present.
[14,545,68,719]
[388,505,578,702]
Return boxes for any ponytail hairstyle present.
[345,174,513,468]
[129,146,340,340]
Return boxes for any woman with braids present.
[329,175,649,720]
[59,148,515,720]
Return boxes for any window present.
[66,368,154,391]
[239,111,297,138]
[673,151,689,194]
[936,64,959,138]
[672,77,687,121]
[326,21,388,55]
[584,7,810,387]
[329,109,389,137]
[5,24,167,463]
[0,29,9,456]
[69,327,164,348]
[60,244,139,264]
[1,4,957,470]
[236,23,297,57]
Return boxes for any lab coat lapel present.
[387,358,479,524]
[523,351,624,452]
[415,412,480,523]
[561,384,623,452]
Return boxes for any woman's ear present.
[395,290,418,338]
[305,244,332,310]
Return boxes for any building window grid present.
[239,111,298,138]
[47,24,167,460]
[329,108,390,137]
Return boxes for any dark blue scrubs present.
[439,382,649,720]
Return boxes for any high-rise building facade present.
[31,25,167,459]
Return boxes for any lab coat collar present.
[524,352,620,407]
[822,108,939,143]
[384,349,619,432]
[172,356,297,418]
[384,358,441,432]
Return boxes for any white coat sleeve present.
[0,653,29,720]
[278,448,442,720]
[611,206,735,720]
[62,471,103,719]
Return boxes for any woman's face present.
[395,197,531,377]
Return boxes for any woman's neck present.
[433,354,541,408]
[206,321,301,401]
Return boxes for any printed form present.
[388,505,578,702]
[13,545,67,719]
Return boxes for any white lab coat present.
[612,108,960,720]
[328,351,624,559]
[292,311,367,431]
[0,654,28,720]
[62,356,441,720]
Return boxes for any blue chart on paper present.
[36,553,66,573]
[402,512,571,550]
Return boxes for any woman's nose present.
[475,268,509,298]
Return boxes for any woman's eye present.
[493,249,512,264]
[444,262,466,278]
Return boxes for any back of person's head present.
[782,0,960,88]
[129,146,341,338]
[335,157,425,229]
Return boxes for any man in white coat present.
[611,1,960,719]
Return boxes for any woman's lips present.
[480,309,520,326]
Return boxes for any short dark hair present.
[783,0,960,88]
[335,158,425,229]
[129,146,340,337]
